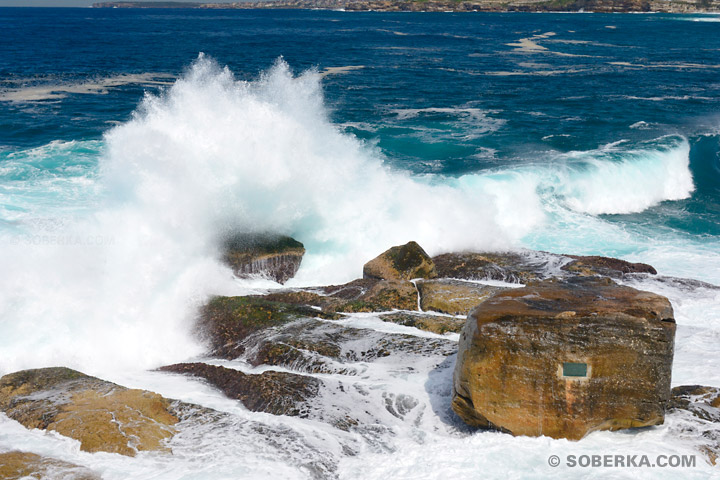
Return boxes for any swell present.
[0,55,705,376]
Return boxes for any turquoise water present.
[2,9,719,282]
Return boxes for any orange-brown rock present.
[417,279,501,316]
[0,368,178,456]
[0,451,100,480]
[452,277,676,440]
[326,278,419,313]
[363,241,437,281]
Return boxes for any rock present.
[432,251,555,283]
[378,311,465,334]
[669,385,720,421]
[324,278,419,312]
[0,451,100,480]
[261,278,420,314]
[159,363,321,417]
[452,277,676,440]
[416,279,501,316]
[223,233,305,284]
[198,296,341,359]
[199,294,458,372]
[668,385,720,465]
[0,367,178,456]
[262,289,328,307]
[362,241,437,281]
[247,321,346,374]
[562,255,657,277]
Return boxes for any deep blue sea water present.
[2,9,719,270]
[1,9,720,479]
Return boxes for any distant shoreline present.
[91,1,720,13]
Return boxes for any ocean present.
[1,7,720,479]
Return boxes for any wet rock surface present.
[562,254,657,277]
[325,278,419,312]
[452,277,676,440]
[0,367,178,456]
[198,296,341,359]
[432,251,553,283]
[223,233,305,284]
[5,242,708,478]
[417,279,500,316]
[378,311,465,334]
[668,385,720,465]
[159,363,322,417]
[0,451,101,480]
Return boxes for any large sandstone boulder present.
[0,368,178,456]
[0,451,100,480]
[452,277,676,440]
[223,233,305,284]
[363,241,437,281]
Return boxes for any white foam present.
[0,56,534,377]
[0,56,703,378]
[555,137,694,215]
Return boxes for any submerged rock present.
[0,451,100,480]
[668,385,720,464]
[223,233,305,284]
[416,279,501,316]
[0,367,178,456]
[159,363,321,417]
[452,277,676,440]
[363,241,437,281]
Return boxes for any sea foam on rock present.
[452,277,676,440]
[3,242,719,474]
[668,385,720,465]
[223,233,305,284]
[0,451,100,480]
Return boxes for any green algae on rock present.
[363,241,437,281]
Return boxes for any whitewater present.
[2,9,720,479]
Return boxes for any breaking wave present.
[0,55,697,375]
